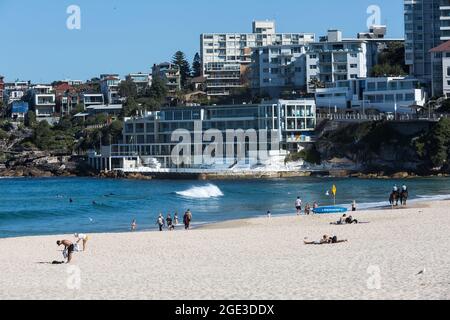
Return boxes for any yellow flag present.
[332,185,337,196]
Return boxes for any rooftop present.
[430,40,450,53]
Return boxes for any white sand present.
[1,201,449,300]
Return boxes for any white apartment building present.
[126,73,152,94]
[61,79,83,86]
[200,20,315,96]
[306,30,370,93]
[100,74,122,104]
[83,93,105,108]
[430,40,450,97]
[315,77,426,114]
[152,63,181,93]
[251,44,308,97]
[3,81,30,104]
[30,85,56,118]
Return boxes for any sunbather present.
[304,235,348,245]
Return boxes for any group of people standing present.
[131,210,193,233]
[295,197,319,216]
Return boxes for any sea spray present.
[176,184,224,199]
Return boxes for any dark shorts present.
[296,206,302,210]
[67,244,75,254]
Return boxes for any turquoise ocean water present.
[1,177,449,238]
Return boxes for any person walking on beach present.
[57,240,75,264]
[352,201,357,212]
[74,233,89,251]
[157,214,165,232]
[295,197,302,216]
[183,210,192,230]
[166,214,174,231]
[131,219,137,232]
[174,213,179,226]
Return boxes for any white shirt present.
[296,199,302,207]
[76,234,88,240]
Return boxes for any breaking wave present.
[176,184,224,199]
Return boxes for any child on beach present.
[131,219,137,232]
[352,201,357,212]
[305,204,311,215]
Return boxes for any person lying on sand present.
[56,240,75,263]
[304,235,348,245]
[331,215,358,225]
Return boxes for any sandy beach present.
[1,200,449,300]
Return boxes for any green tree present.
[415,118,450,168]
[192,52,202,78]
[146,76,168,103]
[172,51,191,88]
[371,42,408,76]
[119,78,138,99]
[25,111,37,128]
[0,100,5,118]
[122,97,142,117]
[371,64,407,77]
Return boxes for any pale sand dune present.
[1,201,450,300]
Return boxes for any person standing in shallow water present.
[131,219,137,232]
[166,214,174,231]
[184,210,192,230]
[156,214,165,232]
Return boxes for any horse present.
[400,190,409,206]
[389,191,400,207]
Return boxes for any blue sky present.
[0,0,404,83]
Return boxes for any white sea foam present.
[176,184,224,199]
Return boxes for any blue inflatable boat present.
[313,206,348,214]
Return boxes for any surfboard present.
[313,206,348,214]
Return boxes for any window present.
[377,82,387,90]
[350,64,357,68]
[309,65,317,69]
[350,53,358,58]
[309,54,317,59]
[405,93,415,101]
[385,94,394,102]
